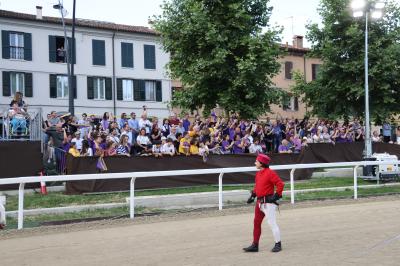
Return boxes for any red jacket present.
[253,168,285,197]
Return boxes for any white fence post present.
[18,183,25,229]
[290,168,296,204]
[0,195,6,226]
[353,166,359,199]
[130,177,136,220]
[218,172,224,210]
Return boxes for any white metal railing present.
[0,160,399,230]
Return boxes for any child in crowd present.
[68,142,80,157]
[161,138,176,156]
[152,141,163,158]
[179,132,191,155]
[199,141,209,162]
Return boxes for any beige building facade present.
[268,35,321,120]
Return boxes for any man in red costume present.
[243,153,285,253]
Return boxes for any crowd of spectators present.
[41,106,400,163]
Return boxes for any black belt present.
[258,194,279,205]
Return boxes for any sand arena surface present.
[1,196,400,266]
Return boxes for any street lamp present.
[53,0,74,116]
[351,0,385,159]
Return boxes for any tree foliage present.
[153,0,283,118]
[292,0,400,122]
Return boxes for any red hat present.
[256,154,271,165]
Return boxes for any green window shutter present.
[92,40,105,66]
[294,97,299,111]
[2,71,10,96]
[156,80,162,102]
[23,33,32,61]
[24,73,33,97]
[121,42,133,68]
[117,78,123,100]
[285,61,293,79]
[134,79,145,101]
[2,31,10,59]
[48,35,56,62]
[144,45,156,69]
[68,37,76,64]
[87,77,94,99]
[73,76,77,99]
[49,74,57,98]
[105,77,112,100]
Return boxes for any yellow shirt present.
[69,148,80,157]
[190,145,199,155]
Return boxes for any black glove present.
[247,190,256,204]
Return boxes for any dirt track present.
[1,197,400,266]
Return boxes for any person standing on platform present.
[243,154,285,253]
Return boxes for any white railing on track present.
[0,160,399,229]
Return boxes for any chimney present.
[292,35,303,49]
[36,6,43,20]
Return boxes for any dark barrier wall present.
[2,142,400,193]
[65,142,400,194]
[65,153,304,194]
[0,141,42,189]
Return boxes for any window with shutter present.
[285,61,293,80]
[92,40,106,66]
[121,42,133,68]
[144,44,156,69]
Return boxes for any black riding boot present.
[271,241,282,252]
[243,243,259,252]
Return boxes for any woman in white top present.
[136,128,152,154]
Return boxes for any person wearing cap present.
[243,153,285,253]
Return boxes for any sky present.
[0,0,394,47]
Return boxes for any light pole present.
[53,0,74,116]
[351,0,385,159]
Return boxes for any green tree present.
[153,0,283,118]
[292,0,400,122]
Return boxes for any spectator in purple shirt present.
[232,134,245,154]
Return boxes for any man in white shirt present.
[71,131,83,150]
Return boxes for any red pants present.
[253,201,265,244]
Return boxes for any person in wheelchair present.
[8,103,29,135]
